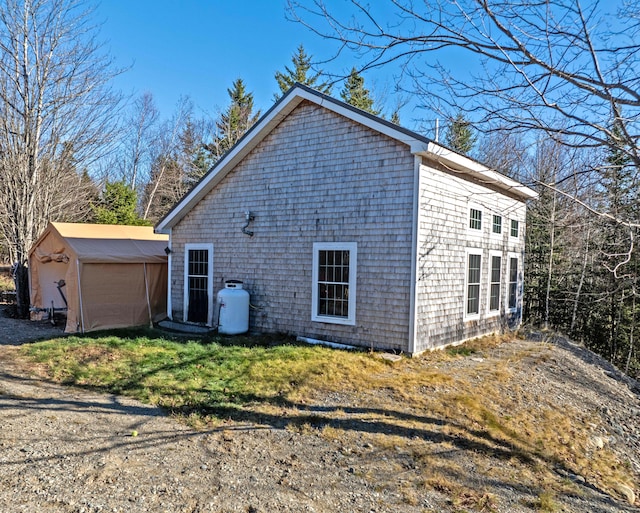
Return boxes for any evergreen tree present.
[180,120,214,184]
[595,120,638,368]
[340,68,379,115]
[92,181,150,226]
[445,113,477,155]
[274,44,331,99]
[212,79,261,157]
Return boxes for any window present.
[312,242,357,325]
[469,208,482,231]
[488,254,502,313]
[492,215,502,235]
[508,256,518,310]
[510,219,519,238]
[465,251,482,317]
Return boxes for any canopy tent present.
[29,222,169,333]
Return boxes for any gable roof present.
[31,222,168,264]
[155,83,537,234]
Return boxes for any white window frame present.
[183,243,214,326]
[467,205,483,235]
[491,214,503,238]
[464,248,483,320]
[510,219,520,239]
[487,251,502,316]
[312,242,357,326]
[506,252,520,312]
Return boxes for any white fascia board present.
[421,142,539,201]
[155,86,426,233]
[310,95,424,149]
[156,93,306,233]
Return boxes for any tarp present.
[28,222,169,333]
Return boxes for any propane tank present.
[216,280,249,335]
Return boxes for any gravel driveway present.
[1,308,639,512]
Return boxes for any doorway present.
[184,244,213,324]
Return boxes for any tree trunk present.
[13,262,30,318]
[625,294,635,375]
[570,227,590,333]
[544,189,557,330]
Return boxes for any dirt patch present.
[0,305,65,345]
[0,317,638,512]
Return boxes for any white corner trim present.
[408,156,422,354]
[166,227,172,320]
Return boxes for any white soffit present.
[421,142,538,200]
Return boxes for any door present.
[184,244,213,324]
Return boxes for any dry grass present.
[0,271,14,292]
[15,329,638,511]
[295,334,636,509]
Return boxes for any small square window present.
[510,219,519,238]
[492,215,502,235]
[469,208,482,231]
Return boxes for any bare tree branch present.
[0,0,123,315]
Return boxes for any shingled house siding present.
[413,160,527,352]
[171,101,416,351]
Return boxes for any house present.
[156,84,537,354]
[29,222,169,333]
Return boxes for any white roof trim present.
[422,142,538,200]
[156,84,536,233]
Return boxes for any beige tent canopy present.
[29,222,169,333]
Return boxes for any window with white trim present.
[488,253,502,313]
[312,242,357,325]
[469,208,482,231]
[465,251,482,317]
[492,215,502,235]
[508,256,519,310]
[510,219,519,238]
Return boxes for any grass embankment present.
[17,330,636,511]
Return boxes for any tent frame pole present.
[76,259,85,333]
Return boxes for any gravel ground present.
[0,308,638,512]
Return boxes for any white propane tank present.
[217,280,249,335]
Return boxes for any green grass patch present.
[19,328,387,415]
[14,330,638,508]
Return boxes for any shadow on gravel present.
[0,387,629,513]
[1,319,636,512]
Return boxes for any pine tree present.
[445,113,477,155]
[213,79,261,157]
[597,120,638,367]
[92,181,150,226]
[340,68,379,115]
[274,44,331,99]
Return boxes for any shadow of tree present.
[4,330,636,512]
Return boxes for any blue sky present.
[96,1,411,125]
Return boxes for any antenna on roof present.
[435,118,439,142]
